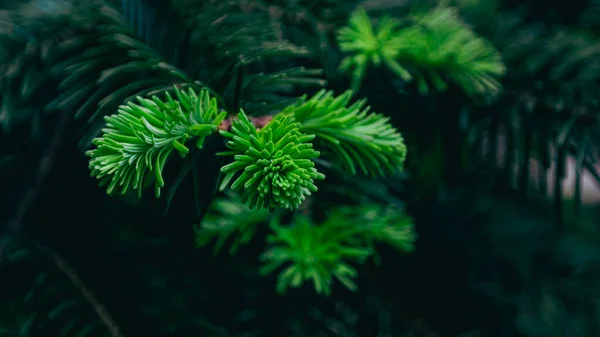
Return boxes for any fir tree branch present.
[218,111,325,210]
[337,6,505,95]
[283,90,407,177]
[87,87,227,198]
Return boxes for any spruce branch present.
[337,6,505,96]
[194,194,270,255]
[193,198,417,296]
[283,89,407,177]
[337,8,412,91]
[218,112,325,210]
[260,214,371,296]
[86,87,226,198]
[86,87,408,210]
[333,203,417,255]
[259,202,416,295]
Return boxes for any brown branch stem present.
[218,115,273,131]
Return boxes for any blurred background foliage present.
[1,0,600,336]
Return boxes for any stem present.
[36,243,126,337]
[218,115,273,131]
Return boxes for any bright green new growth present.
[260,215,370,296]
[86,87,226,198]
[338,8,413,91]
[194,197,417,295]
[338,6,505,96]
[256,203,416,295]
[333,204,417,255]
[219,112,325,210]
[284,89,407,176]
[194,195,270,255]
[86,87,407,212]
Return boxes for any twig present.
[37,243,126,337]
[218,115,273,131]
[0,107,126,337]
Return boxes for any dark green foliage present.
[0,0,193,137]
[167,0,328,113]
[0,236,121,337]
[464,5,600,220]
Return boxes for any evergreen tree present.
[1,0,599,336]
